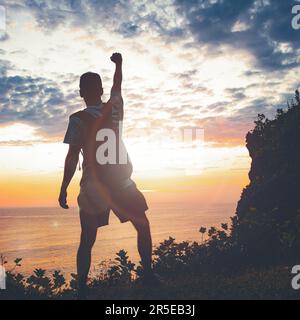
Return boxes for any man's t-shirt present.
[64,90,123,147]
[63,90,133,196]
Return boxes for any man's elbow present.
[112,83,122,92]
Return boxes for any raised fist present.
[110,52,122,64]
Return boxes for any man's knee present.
[79,227,97,250]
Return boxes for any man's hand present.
[110,52,122,65]
[111,53,123,92]
[59,188,69,209]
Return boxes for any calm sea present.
[0,201,236,276]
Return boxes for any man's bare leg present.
[132,213,153,274]
[77,224,97,298]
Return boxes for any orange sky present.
[0,122,251,208]
[0,168,249,208]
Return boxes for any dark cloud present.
[173,70,213,95]
[174,0,300,71]
[0,60,78,136]
[4,0,127,35]
[176,70,198,81]
[6,1,300,73]
[0,32,9,41]
[204,101,229,113]
[0,58,11,76]
[118,22,140,38]
[225,88,247,100]
[8,0,184,40]
[234,97,290,122]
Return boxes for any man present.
[59,53,154,298]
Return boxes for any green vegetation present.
[1,91,300,300]
[0,237,298,300]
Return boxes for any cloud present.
[0,60,78,136]
[5,0,185,41]
[174,0,300,71]
[1,0,299,148]
[0,139,50,146]
[0,58,11,76]
[225,88,247,101]
[118,22,140,38]
[172,70,213,96]
[3,1,123,33]
[195,115,252,146]
[0,31,9,41]
[7,1,299,73]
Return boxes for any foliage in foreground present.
[1,230,299,300]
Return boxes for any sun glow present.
[0,123,38,142]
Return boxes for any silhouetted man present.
[59,53,153,298]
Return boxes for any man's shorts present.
[78,182,149,229]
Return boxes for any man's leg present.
[131,213,153,274]
[77,222,97,297]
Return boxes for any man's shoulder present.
[63,111,86,145]
[69,110,84,119]
[69,110,93,123]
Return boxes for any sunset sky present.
[0,0,299,207]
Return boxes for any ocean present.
[0,201,236,276]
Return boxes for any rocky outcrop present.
[232,91,300,263]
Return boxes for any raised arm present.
[110,52,122,92]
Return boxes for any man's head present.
[79,72,103,105]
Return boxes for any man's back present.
[68,101,133,189]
